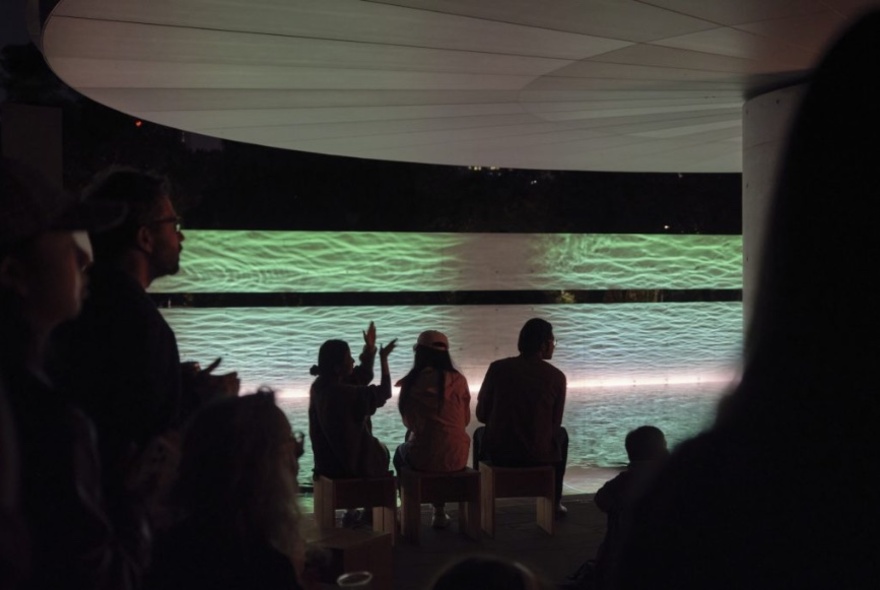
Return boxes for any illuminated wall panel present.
[151,230,742,293]
[163,302,741,397]
[155,229,743,473]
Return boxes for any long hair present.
[309,339,349,382]
[398,345,459,416]
[172,390,302,563]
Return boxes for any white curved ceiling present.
[39,0,880,172]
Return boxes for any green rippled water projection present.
[150,231,741,293]
[155,230,743,472]
[163,302,742,397]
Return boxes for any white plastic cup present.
[337,571,373,588]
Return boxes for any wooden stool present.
[478,462,555,537]
[399,468,481,545]
[313,473,397,544]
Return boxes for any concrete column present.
[741,85,805,329]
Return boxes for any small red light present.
[135,120,143,127]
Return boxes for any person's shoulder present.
[490,356,519,369]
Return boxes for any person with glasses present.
[51,168,237,534]
[474,317,569,516]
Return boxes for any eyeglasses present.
[147,216,183,233]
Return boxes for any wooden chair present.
[478,462,555,537]
[399,468,481,545]
[313,472,397,544]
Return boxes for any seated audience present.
[593,426,668,589]
[393,330,471,528]
[146,390,305,590]
[308,324,397,479]
[614,11,880,589]
[474,318,568,514]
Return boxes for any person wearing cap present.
[0,157,144,590]
[475,318,568,515]
[394,330,471,529]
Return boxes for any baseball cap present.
[415,330,449,351]
[0,157,126,247]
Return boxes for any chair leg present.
[536,495,554,534]
[480,465,496,538]
[373,505,397,544]
[317,480,337,530]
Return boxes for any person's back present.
[308,332,397,479]
[477,354,565,464]
[475,318,568,512]
[397,331,471,473]
[400,368,470,470]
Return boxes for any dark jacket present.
[4,364,145,590]
[51,265,182,478]
[476,356,566,464]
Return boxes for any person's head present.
[517,318,555,359]
[412,330,456,371]
[85,167,183,281]
[430,556,544,590]
[309,339,354,380]
[624,425,668,463]
[0,158,122,345]
[173,390,301,557]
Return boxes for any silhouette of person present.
[308,326,397,479]
[614,11,880,589]
[393,330,471,528]
[146,390,305,590]
[1,157,143,590]
[593,426,668,589]
[474,318,569,513]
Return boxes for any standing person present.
[50,168,237,522]
[474,318,568,514]
[393,330,471,529]
[308,326,397,480]
[0,157,143,590]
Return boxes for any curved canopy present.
[38,0,880,172]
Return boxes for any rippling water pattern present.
[154,230,743,472]
[151,230,741,292]
[276,382,728,477]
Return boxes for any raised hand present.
[379,338,398,361]
[363,321,377,353]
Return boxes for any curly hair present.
[172,390,303,564]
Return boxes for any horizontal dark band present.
[150,289,742,308]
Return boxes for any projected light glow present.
[151,231,742,293]
[153,230,743,471]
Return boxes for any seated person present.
[308,325,397,480]
[594,426,668,589]
[146,390,305,590]
[393,330,471,529]
[474,318,568,514]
